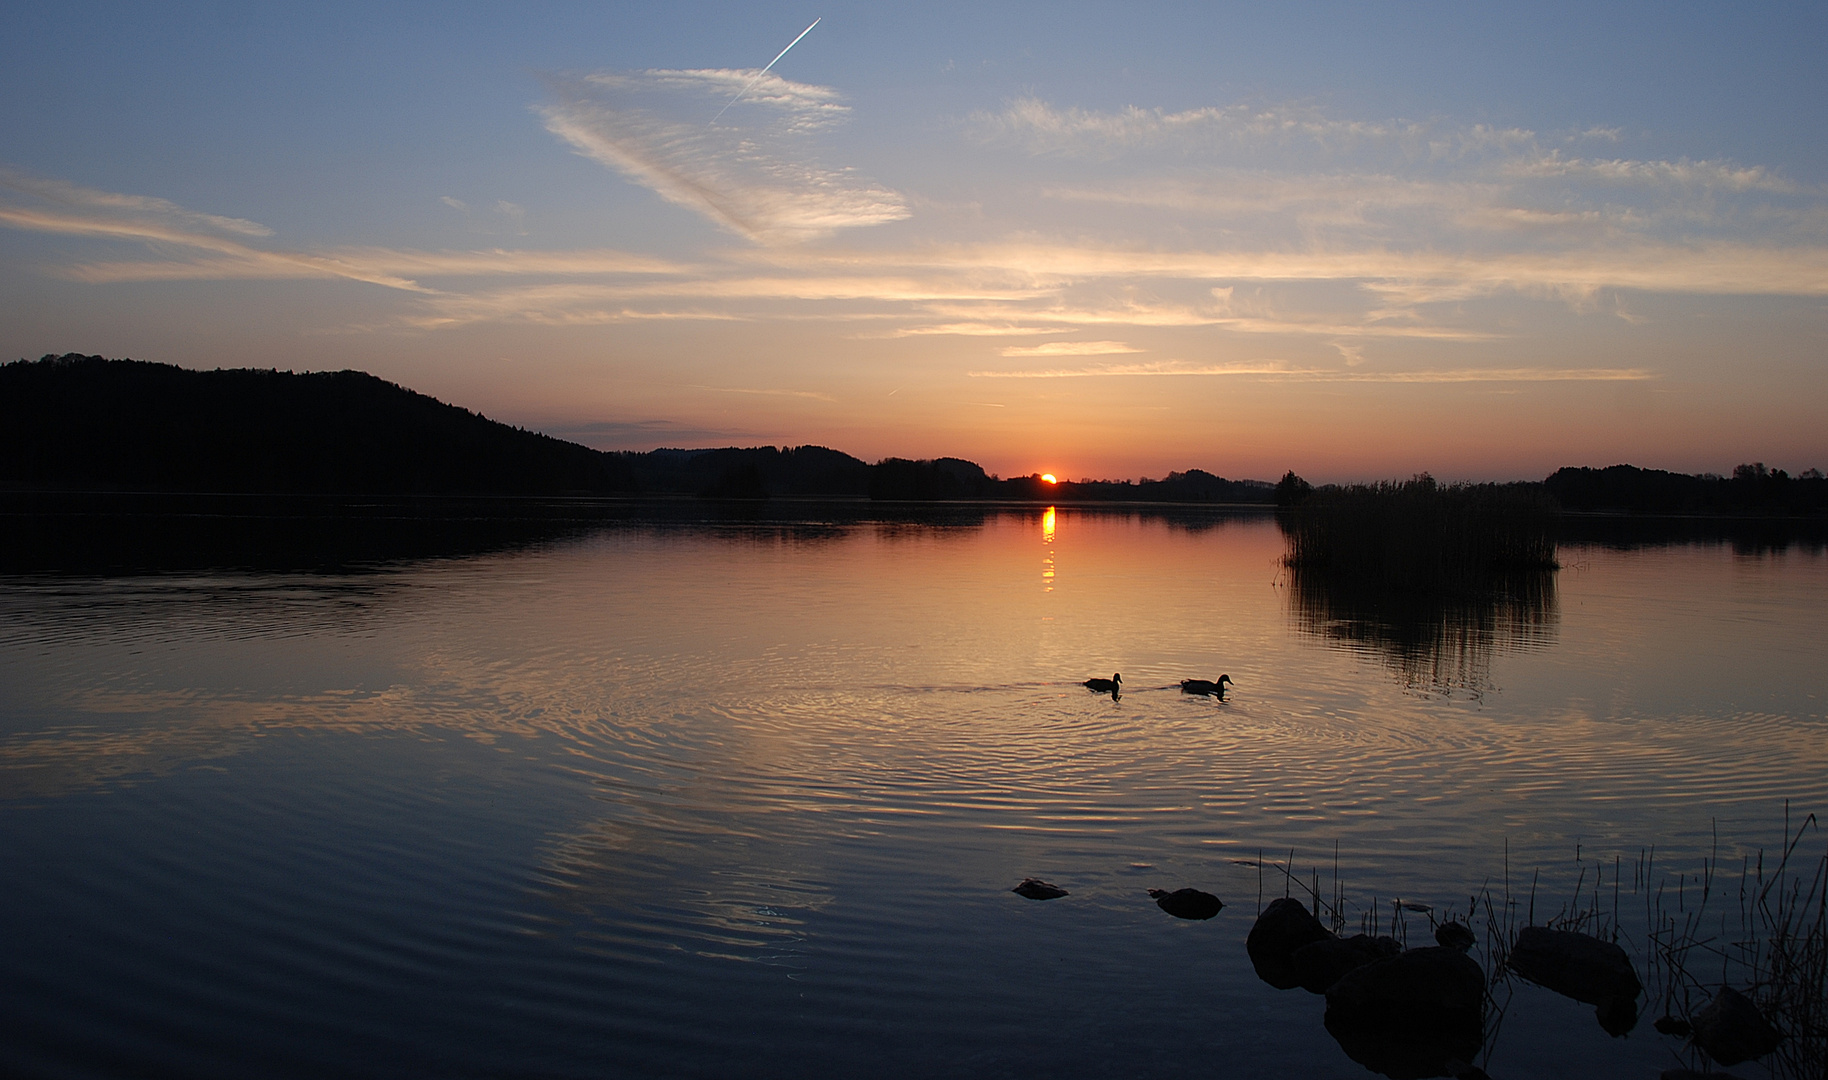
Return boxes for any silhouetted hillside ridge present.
[1,354,636,495]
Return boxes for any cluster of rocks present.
[1247,897,1487,1080]
[1018,879,1788,1076]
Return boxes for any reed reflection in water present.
[1285,565,1560,695]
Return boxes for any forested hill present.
[1,354,636,495]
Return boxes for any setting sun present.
[1041,474,1058,484]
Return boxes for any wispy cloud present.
[880,322,1074,337]
[0,167,271,236]
[693,384,837,402]
[971,360,1305,378]
[969,362,1657,381]
[971,98,1799,197]
[972,97,1816,268]
[999,340,1141,356]
[969,98,1415,159]
[64,247,691,284]
[1505,154,1798,193]
[763,241,1828,299]
[538,69,907,243]
[399,283,746,329]
[0,206,430,291]
[0,167,435,291]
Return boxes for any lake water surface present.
[3,507,1824,1078]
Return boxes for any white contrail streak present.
[711,17,821,124]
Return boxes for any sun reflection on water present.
[1040,506,1056,591]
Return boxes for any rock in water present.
[1507,926,1642,1035]
[1148,887,1223,920]
[1691,986,1781,1066]
[1324,946,1486,1080]
[1288,933,1399,994]
[1246,897,1333,989]
[1012,877,1068,900]
[1435,920,1477,952]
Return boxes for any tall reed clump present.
[1280,475,1558,594]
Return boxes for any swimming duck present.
[1179,674,1232,696]
[1083,673,1122,693]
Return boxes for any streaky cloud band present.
[968,362,1657,381]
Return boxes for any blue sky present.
[4,1,1824,480]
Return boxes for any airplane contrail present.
[711,17,821,124]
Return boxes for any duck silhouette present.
[1083,673,1122,693]
[1179,674,1232,696]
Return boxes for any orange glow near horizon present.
[1041,473,1058,484]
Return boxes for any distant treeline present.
[1543,463,1828,516]
[0,356,1275,503]
[1276,464,1828,519]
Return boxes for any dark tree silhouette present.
[1275,470,1314,508]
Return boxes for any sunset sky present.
[3,1,1824,482]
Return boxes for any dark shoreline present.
[5,490,1824,576]
[0,491,1277,575]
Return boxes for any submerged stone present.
[1691,986,1781,1067]
[1324,946,1486,1080]
[1506,926,1641,1035]
[1011,878,1068,900]
[1246,897,1334,989]
[1435,921,1477,952]
[1148,887,1223,920]
[1289,933,1399,994]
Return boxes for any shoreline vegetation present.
[1278,475,1559,588]
[1250,810,1827,1078]
[5,355,1826,516]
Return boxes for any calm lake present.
[2,505,1825,1079]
